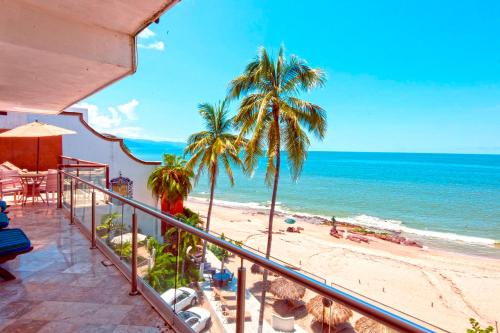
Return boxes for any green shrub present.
[466,318,494,333]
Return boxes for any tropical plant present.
[96,212,122,242]
[466,318,494,333]
[184,99,243,262]
[229,45,326,260]
[229,45,326,332]
[147,153,193,214]
[114,240,132,259]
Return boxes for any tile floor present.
[0,204,174,333]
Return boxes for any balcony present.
[0,166,444,333]
[0,202,172,332]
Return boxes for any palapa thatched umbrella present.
[268,277,306,303]
[307,295,353,328]
[354,316,398,333]
[251,263,264,274]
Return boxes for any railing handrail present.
[59,169,436,333]
[60,155,108,167]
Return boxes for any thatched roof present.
[354,317,399,333]
[268,277,306,301]
[251,263,264,274]
[306,295,353,327]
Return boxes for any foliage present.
[229,45,327,184]
[351,227,375,235]
[147,154,193,205]
[96,212,123,241]
[166,212,203,256]
[113,240,132,259]
[466,318,494,333]
[184,99,243,186]
[207,233,243,261]
[146,235,200,293]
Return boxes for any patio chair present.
[272,314,295,332]
[0,213,9,229]
[41,170,58,205]
[0,169,22,203]
[0,228,33,280]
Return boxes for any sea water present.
[126,139,500,258]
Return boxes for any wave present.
[342,215,497,246]
[189,196,498,248]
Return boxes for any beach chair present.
[272,314,295,332]
[0,228,33,280]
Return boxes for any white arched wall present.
[28,108,161,207]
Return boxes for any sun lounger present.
[272,314,295,332]
[0,228,33,280]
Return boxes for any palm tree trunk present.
[201,168,216,264]
[258,112,281,333]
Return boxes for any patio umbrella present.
[307,295,352,328]
[0,121,76,172]
[284,218,296,225]
[251,263,264,274]
[268,277,306,302]
[354,316,398,333]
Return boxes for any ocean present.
[125,139,500,258]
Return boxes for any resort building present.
[0,1,455,333]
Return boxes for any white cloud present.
[138,27,155,39]
[116,99,139,120]
[73,100,186,142]
[138,41,164,51]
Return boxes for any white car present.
[161,287,198,311]
[178,307,211,332]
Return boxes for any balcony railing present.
[56,168,445,333]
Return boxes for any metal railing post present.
[70,179,74,224]
[57,170,62,209]
[236,260,246,333]
[90,191,96,249]
[129,210,139,296]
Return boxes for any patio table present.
[17,172,47,205]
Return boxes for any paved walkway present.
[0,204,173,333]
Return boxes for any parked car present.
[161,287,197,311]
[178,307,211,332]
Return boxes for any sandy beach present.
[187,196,500,332]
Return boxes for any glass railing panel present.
[73,180,92,231]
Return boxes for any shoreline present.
[186,196,500,331]
[188,195,500,259]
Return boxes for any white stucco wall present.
[0,109,161,207]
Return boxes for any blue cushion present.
[0,213,8,229]
[0,229,31,256]
[0,201,7,212]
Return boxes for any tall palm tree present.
[147,154,193,235]
[184,99,243,262]
[229,46,326,331]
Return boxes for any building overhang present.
[0,0,178,115]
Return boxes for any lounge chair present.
[272,314,295,332]
[0,169,22,203]
[0,228,33,280]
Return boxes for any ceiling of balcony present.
[0,0,178,115]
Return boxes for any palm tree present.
[147,154,193,235]
[184,99,243,262]
[229,46,326,331]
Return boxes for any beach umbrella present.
[284,218,296,225]
[251,263,264,274]
[268,277,306,302]
[0,121,76,172]
[307,295,352,328]
[354,316,398,333]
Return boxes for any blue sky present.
[78,0,500,154]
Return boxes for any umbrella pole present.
[36,137,40,173]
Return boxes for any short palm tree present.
[184,99,243,262]
[229,46,326,332]
[147,154,193,235]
